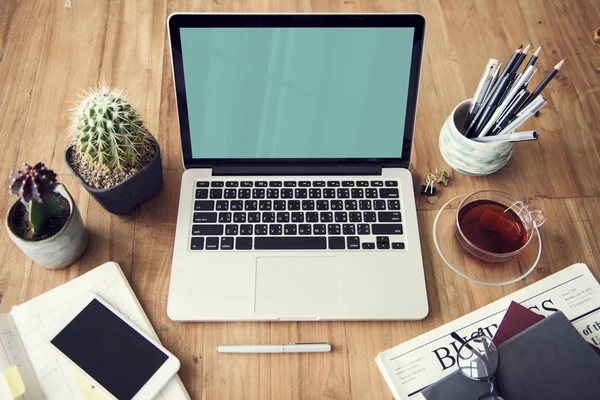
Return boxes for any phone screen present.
[50,299,169,399]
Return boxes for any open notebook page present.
[9,262,189,400]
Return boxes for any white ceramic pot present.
[439,99,514,176]
[6,184,88,269]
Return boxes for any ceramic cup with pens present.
[455,190,546,263]
[439,99,514,176]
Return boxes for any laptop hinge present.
[212,164,382,176]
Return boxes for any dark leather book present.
[420,311,600,400]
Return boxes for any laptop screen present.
[178,27,415,160]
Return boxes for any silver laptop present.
[167,13,428,321]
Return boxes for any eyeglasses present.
[451,329,505,400]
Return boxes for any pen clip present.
[288,342,329,345]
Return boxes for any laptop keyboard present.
[190,179,405,251]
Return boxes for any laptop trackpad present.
[255,257,342,315]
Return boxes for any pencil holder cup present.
[439,99,514,176]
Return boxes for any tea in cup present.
[455,190,546,263]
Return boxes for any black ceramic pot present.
[64,141,163,215]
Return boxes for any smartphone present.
[43,292,180,400]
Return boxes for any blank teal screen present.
[180,27,414,159]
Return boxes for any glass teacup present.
[455,190,546,263]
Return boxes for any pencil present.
[510,42,531,74]
[524,43,543,70]
[518,57,566,112]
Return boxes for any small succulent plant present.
[69,84,153,170]
[9,163,62,234]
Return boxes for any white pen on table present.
[463,58,499,131]
[217,342,332,354]
[473,130,538,143]
[497,96,547,135]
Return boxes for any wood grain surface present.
[1,1,599,398]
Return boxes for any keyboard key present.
[351,189,364,198]
[349,212,362,222]
[320,212,333,222]
[313,181,325,187]
[374,200,386,210]
[281,189,294,199]
[366,188,378,198]
[378,211,402,222]
[388,200,401,210]
[372,224,403,235]
[230,200,243,211]
[335,212,347,222]
[255,181,267,187]
[284,181,297,187]
[317,200,329,210]
[262,212,275,223]
[284,224,297,235]
[306,212,319,222]
[359,200,372,210]
[192,224,224,235]
[255,237,327,250]
[194,212,217,223]
[288,200,301,210]
[371,181,383,187]
[298,224,311,235]
[313,224,326,234]
[330,200,343,210]
[274,200,286,210]
[362,242,375,249]
[224,189,237,199]
[269,181,282,187]
[299,181,311,187]
[252,188,265,199]
[245,200,258,211]
[195,200,215,211]
[206,237,219,250]
[239,189,251,199]
[302,200,315,210]
[210,189,223,199]
[233,212,246,223]
[277,212,290,223]
[226,181,239,187]
[291,212,304,223]
[309,189,322,198]
[342,181,355,187]
[323,188,336,198]
[347,236,360,249]
[240,224,253,235]
[376,236,390,250]
[248,212,261,223]
[363,212,376,222]
[327,181,340,187]
[255,224,268,235]
[190,237,204,250]
[358,224,371,235]
[337,188,350,198]
[328,236,345,249]
[216,200,229,211]
[236,237,252,250]
[211,181,224,187]
[343,224,355,235]
[269,224,283,235]
[380,188,399,198]
[195,189,208,199]
[218,212,232,223]
[221,237,233,250]
[295,189,307,198]
[241,181,253,187]
[344,200,358,210]
[267,189,279,199]
[196,181,209,187]
[328,224,341,235]
[385,181,398,187]
[392,242,405,249]
[356,181,369,187]
[259,200,272,211]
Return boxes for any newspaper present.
[375,263,600,400]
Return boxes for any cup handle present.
[530,210,546,228]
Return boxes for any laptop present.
[167,13,428,321]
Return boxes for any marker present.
[217,342,332,354]
[473,130,538,143]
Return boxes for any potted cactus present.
[64,85,163,215]
[5,163,88,269]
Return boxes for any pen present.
[469,73,511,137]
[473,130,538,143]
[463,58,498,130]
[217,342,332,354]
[483,61,502,102]
[497,96,547,135]
[491,89,530,135]
[494,45,522,89]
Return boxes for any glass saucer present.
[433,194,542,286]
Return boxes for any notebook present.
[0,262,190,399]
[420,312,600,400]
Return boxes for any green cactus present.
[69,85,153,169]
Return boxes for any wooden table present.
[1,0,599,398]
